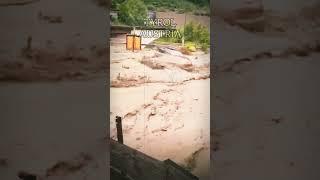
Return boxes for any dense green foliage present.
[184,22,209,50]
[156,22,210,52]
[144,0,195,12]
[111,0,125,10]
[186,0,209,6]
[118,0,148,26]
[145,0,209,13]
[112,0,209,14]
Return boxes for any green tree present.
[187,0,209,6]
[111,0,125,10]
[118,0,148,26]
[183,22,209,52]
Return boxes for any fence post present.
[115,116,124,144]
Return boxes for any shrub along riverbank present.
[155,22,210,53]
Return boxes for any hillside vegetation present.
[112,0,209,15]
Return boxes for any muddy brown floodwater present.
[110,44,210,179]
